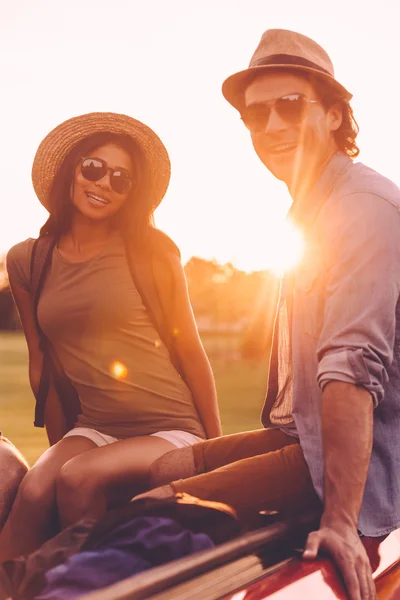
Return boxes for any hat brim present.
[32,112,171,211]
[222,64,353,112]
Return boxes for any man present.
[0,435,28,529]
[57,30,400,600]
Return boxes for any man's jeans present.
[171,428,386,569]
[171,429,320,525]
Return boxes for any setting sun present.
[218,217,304,275]
[265,220,304,276]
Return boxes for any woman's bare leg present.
[56,436,177,528]
[0,436,97,562]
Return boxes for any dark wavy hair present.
[304,72,360,158]
[40,132,155,244]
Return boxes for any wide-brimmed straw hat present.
[32,112,171,211]
[222,29,352,111]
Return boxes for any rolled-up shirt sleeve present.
[317,191,400,406]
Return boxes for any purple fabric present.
[35,516,214,600]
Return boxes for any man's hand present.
[303,523,376,600]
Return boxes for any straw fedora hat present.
[32,112,171,211]
[222,29,352,111]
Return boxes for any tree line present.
[0,255,280,358]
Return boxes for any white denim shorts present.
[63,427,204,449]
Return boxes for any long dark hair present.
[40,132,155,245]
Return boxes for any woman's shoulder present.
[6,238,37,291]
[149,228,181,259]
[6,238,37,268]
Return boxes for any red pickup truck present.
[82,511,400,600]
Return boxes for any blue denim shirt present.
[262,152,400,537]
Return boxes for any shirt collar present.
[288,152,353,229]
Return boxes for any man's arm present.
[304,382,374,600]
[302,189,400,600]
[321,382,373,533]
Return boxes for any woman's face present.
[72,142,134,221]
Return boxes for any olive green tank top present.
[7,235,205,439]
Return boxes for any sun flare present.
[229,218,304,275]
[265,220,304,276]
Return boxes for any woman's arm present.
[167,255,222,439]
[8,277,67,445]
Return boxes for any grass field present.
[0,332,269,466]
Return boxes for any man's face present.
[243,71,341,191]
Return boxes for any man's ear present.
[329,104,343,132]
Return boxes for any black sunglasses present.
[80,157,134,195]
[240,93,319,133]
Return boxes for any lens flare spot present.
[154,339,162,349]
[172,328,180,337]
[110,361,128,379]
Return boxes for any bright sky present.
[1,0,400,271]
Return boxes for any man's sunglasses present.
[80,157,134,195]
[240,93,319,133]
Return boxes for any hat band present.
[251,54,332,76]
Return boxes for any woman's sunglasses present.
[240,93,319,133]
[80,157,134,195]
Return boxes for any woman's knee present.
[56,458,110,528]
[56,458,102,515]
[13,466,55,512]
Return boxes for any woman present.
[2,112,221,561]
